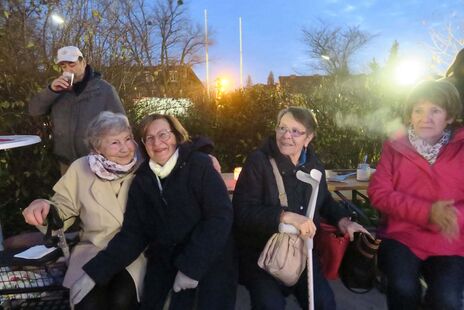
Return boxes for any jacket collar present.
[73,65,101,96]
[389,127,464,169]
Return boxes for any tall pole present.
[239,16,243,89]
[204,9,210,97]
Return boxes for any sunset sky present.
[188,0,464,88]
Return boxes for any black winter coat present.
[84,142,234,288]
[233,136,350,269]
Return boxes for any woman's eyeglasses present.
[275,126,306,138]
[143,130,173,145]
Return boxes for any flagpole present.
[239,16,243,89]
[205,9,210,97]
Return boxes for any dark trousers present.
[378,238,464,310]
[75,269,138,310]
[141,241,238,310]
[242,256,335,310]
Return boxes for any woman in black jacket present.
[72,114,236,310]
[233,106,367,310]
[444,48,464,119]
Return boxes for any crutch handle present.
[278,223,300,235]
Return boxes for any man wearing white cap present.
[29,46,125,174]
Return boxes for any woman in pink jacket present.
[368,80,464,310]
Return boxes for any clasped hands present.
[430,200,460,240]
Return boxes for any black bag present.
[339,231,381,293]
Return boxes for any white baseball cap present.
[56,46,83,64]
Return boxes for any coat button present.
[300,206,304,210]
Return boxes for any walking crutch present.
[296,169,322,310]
[278,169,322,310]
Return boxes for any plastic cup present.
[62,72,74,90]
[356,164,370,181]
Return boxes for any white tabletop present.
[0,135,41,150]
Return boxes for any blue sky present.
[187,0,464,88]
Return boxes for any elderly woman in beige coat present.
[22,111,146,310]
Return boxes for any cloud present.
[344,5,356,12]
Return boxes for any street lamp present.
[51,13,65,25]
[215,77,230,100]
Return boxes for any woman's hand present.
[22,199,50,226]
[280,211,316,239]
[337,217,371,241]
[430,200,459,240]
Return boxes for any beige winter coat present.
[48,157,146,303]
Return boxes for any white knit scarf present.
[149,148,179,179]
[408,126,451,165]
[88,153,138,181]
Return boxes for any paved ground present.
[235,279,387,310]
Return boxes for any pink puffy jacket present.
[368,128,464,259]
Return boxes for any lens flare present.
[394,59,425,85]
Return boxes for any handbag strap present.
[269,158,288,207]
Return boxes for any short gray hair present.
[86,111,132,151]
[277,106,318,134]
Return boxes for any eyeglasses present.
[275,126,306,138]
[142,130,173,145]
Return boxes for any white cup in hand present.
[62,72,74,90]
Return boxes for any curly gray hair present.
[85,111,132,151]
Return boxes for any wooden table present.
[223,173,371,195]
[327,175,369,192]
[328,174,372,224]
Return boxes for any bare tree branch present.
[302,20,375,76]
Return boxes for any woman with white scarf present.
[22,111,146,309]
[72,113,236,310]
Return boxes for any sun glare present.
[394,59,425,86]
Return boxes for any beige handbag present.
[257,158,307,286]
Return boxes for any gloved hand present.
[70,273,96,305]
[172,271,199,293]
